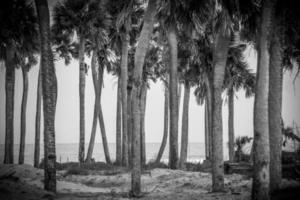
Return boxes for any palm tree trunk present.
[97,67,111,164]
[269,22,283,193]
[131,0,156,196]
[121,34,129,167]
[86,51,100,163]
[127,84,133,167]
[156,77,169,163]
[78,36,86,163]
[204,98,210,160]
[167,23,179,170]
[228,89,235,162]
[179,81,190,169]
[204,75,213,161]
[34,67,42,168]
[35,0,58,192]
[140,82,147,166]
[252,0,275,199]
[178,81,181,113]
[4,46,15,164]
[116,77,122,165]
[211,31,230,192]
[19,66,29,164]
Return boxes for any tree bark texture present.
[131,0,156,196]
[78,36,86,163]
[116,77,122,165]
[269,21,283,194]
[34,67,42,168]
[168,23,179,170]
[140,82,147,166]
[179,81,190,169]
[121,34,129,167]
[228,89,235,162]
[252,0,275,199]
[35,0,58,192]
[4,47,15,164]
[211,31,230,192]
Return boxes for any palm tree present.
[140,81,147,166]
[110,0,133,166]
[35,0,58,192]
[141,38,164,166]
[155,48,169,163]
[19,55,38,164]
[224,46,255,162]
[252,0,276,199]
[34,66,42,168]
[116,76,122,165]
[85,51,101,163]
[131,0,157,196]
[157,0,181,169]
[0,0,38,164]
[268,1,300,192]
[84,8,112,163]
[52,0,99,163]
[156,79,169,164]
[177,33,200,169]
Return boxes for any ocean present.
[0,143,232,165]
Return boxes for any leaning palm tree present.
[35,0,58,192]
[52,0,100,163]
[0,0,38,164]
[155,42,170,164]
[84,3,113,164]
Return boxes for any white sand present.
[1,164,298,200]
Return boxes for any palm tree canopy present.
[0,0,39,67]
[224,45,256,97]
[52,0,111,65]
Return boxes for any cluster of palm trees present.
[1,0,300,199]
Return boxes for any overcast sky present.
[0,45,300,145]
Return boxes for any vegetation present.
[1,0,300,199]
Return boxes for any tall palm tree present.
[252,0,276,199]
[155,46,170,163]
[85,51,101,163]
[52,0,99,163]
[140,81,147,166]
[116,76,122,165]
[19,55,38,164]
[156,77,169,163]
[131,0,157,196]
[0,0,38,164]
[34,65,42,168]
[110,0,133,166]
[140,38,164,166]
[268,1,300,192]
[223,46,255,162]
[177,32,200,169]
[84,8,112,163]
[35,0,58,192]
